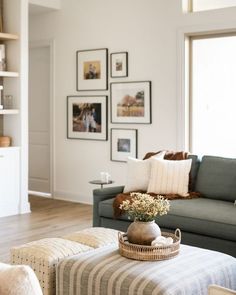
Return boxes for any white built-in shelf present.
[0,109,19,115]
[0,32,18,41]
[0,71,19,77]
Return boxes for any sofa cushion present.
[99,198,236,241]
[147,158,192,196]
[195,156,236,202]
[188,154,200,191]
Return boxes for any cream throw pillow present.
[0,263,43,295]
[63,227,122,248]
[123,151,165,193]
[147,158,192,196]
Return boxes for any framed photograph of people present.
[76,48,108,91]
[67,95,108,141]
[110,81,151,124]
[110,52,128,78]
[111,128,137,162]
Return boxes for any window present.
[188,34,236,157]
[183,0,236,12]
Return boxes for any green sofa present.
[93,155,236,257]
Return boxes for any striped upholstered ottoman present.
[57,244,236,295]
[11,227,120,295]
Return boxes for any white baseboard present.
[19,201,31,214]
[53,190,92,205]
[28,190,52,198]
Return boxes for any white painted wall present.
[29,0,236,204]
[29,0,61,10]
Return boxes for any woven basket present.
[119,228,181,261]
[0,136,11,147]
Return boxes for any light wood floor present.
[0,195,92,263]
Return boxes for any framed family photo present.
[67,95,108,141]
[76,48,108,91]
[110,52,128,78]
[111,128,137,162]
[110,81,151,124]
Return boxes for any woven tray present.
[118,229,181,261]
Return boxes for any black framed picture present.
[110,81,152,124]
[110,52,128,78]
[111,128,137,162]
[67,95,108,141]
[76,48,108,91]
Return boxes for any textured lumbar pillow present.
[63,227,122,248]
[0,263,43,295]
[147,158,192,196]
[123,151,165,193]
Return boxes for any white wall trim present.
[29,39,55,198]
[20,0,31,215]
[29,190,52,198]
[176,21,236,151]
[29,0,61,10]
[54,191,92,205]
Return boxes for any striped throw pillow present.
[147,158,192,196]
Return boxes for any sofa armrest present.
[93,186,124,227]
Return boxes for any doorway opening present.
[28,42,53,198]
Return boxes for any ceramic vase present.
[127,220,161,245]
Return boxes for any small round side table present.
[89,180,114,189]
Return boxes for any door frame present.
[29,39,55,198]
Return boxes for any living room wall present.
[29,0,236,204]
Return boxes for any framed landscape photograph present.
[76,48,108,91]
[110,81,151,124]
[67,95,108,141]
[110,52,128,78]
[111,128,137,162]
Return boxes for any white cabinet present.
[0,147,20,217]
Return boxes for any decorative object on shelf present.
[76,48,108,91]
[110,52,128,78]
[3,95,13,109]
[118,229,181,261]
[111,81,152,124]
[111,128,137,162]
[120,192,170,245]
[0,44,6,71]
[67,95,108,141]
[0,0,3,32]
[0,136,11,147]
[0,85,3,109]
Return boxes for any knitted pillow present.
[0,263,43,295]
[63,227,122,248]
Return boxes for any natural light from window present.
[184,0,236,12]
[190,35,236,158]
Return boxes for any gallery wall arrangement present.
[67,47,152,162]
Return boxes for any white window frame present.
[176,22,236,151]
[184,0,236,13]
